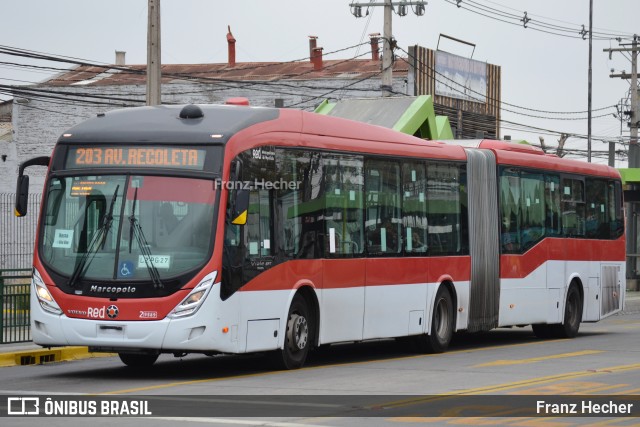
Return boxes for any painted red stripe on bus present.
[240,238,624,292]
[239,257,472,292]
[500,237,625,279]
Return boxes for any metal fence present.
[0,193,40,343]
[0,193,41,270]
[0,269,32,343]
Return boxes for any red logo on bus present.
[106,305,119,319]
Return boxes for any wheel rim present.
[287,313,308,353]
[567,292,579,326]
[434,297,450,339]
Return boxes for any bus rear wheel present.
[416,286,454,353]
[272,295,312,370]
[532,284,582,339]
[557,284,582,338]
[118,352,159,367]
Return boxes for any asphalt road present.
[1,311,639,426]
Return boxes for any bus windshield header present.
[65,146,207,170]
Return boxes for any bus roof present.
[55,104,619,180]
[491,147,620,179]
[57,104,279,145]
[224,107,468,162]
[443,138,620,179]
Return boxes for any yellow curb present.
[0,346,115,367]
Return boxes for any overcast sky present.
[1,0,638,166]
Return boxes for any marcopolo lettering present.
[90,285,136,294]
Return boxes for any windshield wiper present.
[129,188,163,289]
[68,185,119,288]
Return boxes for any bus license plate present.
[138,255,171,269]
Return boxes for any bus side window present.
[519,171,545,250]
[245,189,272,258]
[401,162,428,255]
[499,168,521,253]
[426,163,464,255]
[585,178,608,239]
[275,149,322,259]
[561,177,585,237]
[545,175,561,237]
[365,159,401,256]
[323,153,364,257]
[611,181,624,239]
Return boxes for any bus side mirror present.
[15,175,29,217]
[231,188,250,225]
[15,155,50,217]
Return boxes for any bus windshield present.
[40,174,217,292]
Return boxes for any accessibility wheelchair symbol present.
[118,261,134,278]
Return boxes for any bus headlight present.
[33,268,62,315]
[168,271,217,319]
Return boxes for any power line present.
[479,0,635,39]
[442,0,636,41]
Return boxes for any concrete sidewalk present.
[1,291,638,367]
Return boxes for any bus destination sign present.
[66,147,206,170]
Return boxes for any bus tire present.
[416,286,454,353]
[272,295,312,370]
[118,352,159,367]
[557,284,582,338]
[532,284,582,339]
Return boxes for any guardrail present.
[0,269,32,344]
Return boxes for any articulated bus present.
[16,102,626,369]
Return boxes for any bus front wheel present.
[416,286,454,353]
[272,295,312,370]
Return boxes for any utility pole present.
[382,0,393,97]
[633,37,639,160]
[146,0,161,106]
[587,0,593,162]
[605,35,639,290]
[605,36,639,166]
[350,1,426,97]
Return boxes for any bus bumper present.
[30,283,240,354]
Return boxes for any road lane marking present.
[100,338,569,395]
[473,350,604,367]
[0,389,83,395]
[143,417,333,427]
[376,362,640,410]
[99,369,283,395]
[98,311,639,396]
[509,381,632,395]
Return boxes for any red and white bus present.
[16,102,626,369]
